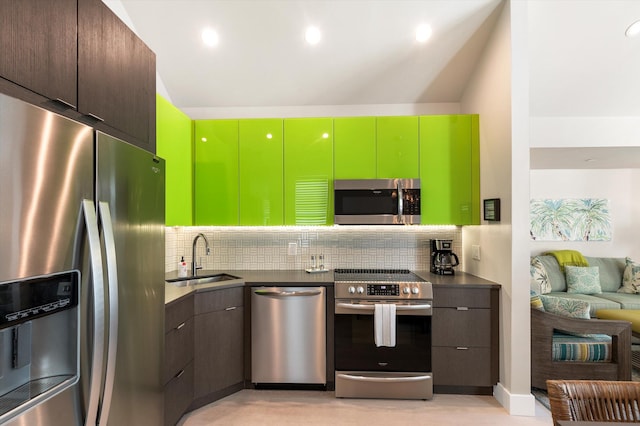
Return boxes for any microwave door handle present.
[397,181,404,223]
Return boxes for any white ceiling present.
[114,0,503,111]
[112,0,640,169]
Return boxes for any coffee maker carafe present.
[430,239,459,275]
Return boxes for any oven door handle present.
[337,373,431,383]
[335,302,432,315]
[336,302,432,310]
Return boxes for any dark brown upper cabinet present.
[0,0,156,152]
[78,0,156,151]
[0,0,78,108]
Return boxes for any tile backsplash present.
[166,226,462,272]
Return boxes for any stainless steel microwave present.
[334,179,421,225]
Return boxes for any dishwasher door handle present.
[253,289,322,297]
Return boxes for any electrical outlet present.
[472,245,481,261]
[288,242,298,256]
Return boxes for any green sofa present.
[531,256,640,317]
[530,255,635,390]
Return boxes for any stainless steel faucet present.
[191,233,210,276]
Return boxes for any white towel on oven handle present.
[374,303,396,347]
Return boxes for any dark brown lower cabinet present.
[191,287,245,410]
[165,361,194,426]
[432,286,499,395]
[164,294,194,426]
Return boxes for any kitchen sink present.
[166,273,241,286]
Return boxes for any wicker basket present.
[547,379,640,425]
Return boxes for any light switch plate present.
[472,245,481,261]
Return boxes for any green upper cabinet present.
[283,118,334,225]
[334,117,376,179]
[419,115,480,225]
[238,119,284,225]
[156,94,193,226]
[194,120,239,225]
[376,116,419,179]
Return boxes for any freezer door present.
[0,93,94,282]
[95,132,165,426]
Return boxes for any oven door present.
[334,301,431,373]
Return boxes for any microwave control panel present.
[402,189,421,215]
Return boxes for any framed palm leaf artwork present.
[530,198,611,241]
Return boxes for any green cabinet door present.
[284,118,334,225]
[194,120,239,225]
[238,119,284,225]
[334,117,376,179]
[156,94,193,226]
[419,115,479,225]
[376,116,419,178]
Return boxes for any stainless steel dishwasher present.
[251,286,326,386]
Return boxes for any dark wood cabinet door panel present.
[165,295,194,332]
[165,318,194,384]
[432,308,491,347]
[0,0,77,106]
[433,287,492,308]
[432,347,492,386]
[193,307,244,398]
[78,0,155,149]
[195,287,244,314]
[165,361,194,426]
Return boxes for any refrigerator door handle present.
[82,199,105,426]
[97,201,119,426]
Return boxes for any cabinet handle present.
[175,322,186,330]
[456,307,469,311]
[87,113,105,122]
[54,98,77,109]
[174,369,185,379]
[225,306,237,311]
[456,347,469,350]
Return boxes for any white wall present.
[182,103,460,120]
[461,0,535,416]
[531,117,640,148]
[530,169,639,260]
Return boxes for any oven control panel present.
[367,284,399,296]
[336,281,433,300]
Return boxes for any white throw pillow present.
[530,257,552,294]
[618,257,640,294]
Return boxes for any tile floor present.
[178,390,553,425]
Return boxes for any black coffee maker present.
[430,239,459,275]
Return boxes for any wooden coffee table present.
[596,309,640,369]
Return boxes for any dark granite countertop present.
[165,269,499,304]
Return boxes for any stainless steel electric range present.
[333,269,433,400]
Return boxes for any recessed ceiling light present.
[305,26,322,45]
[626,20,640,37]
[202,27,219,47]
[201,137,208,142]
[322,133,329,139]
[266,133,273,139]
[415,24,432,43]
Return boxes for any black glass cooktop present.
[334,268,424,283]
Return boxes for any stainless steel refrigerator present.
[0,92,165,425]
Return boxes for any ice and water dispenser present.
[0,271,79,421]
